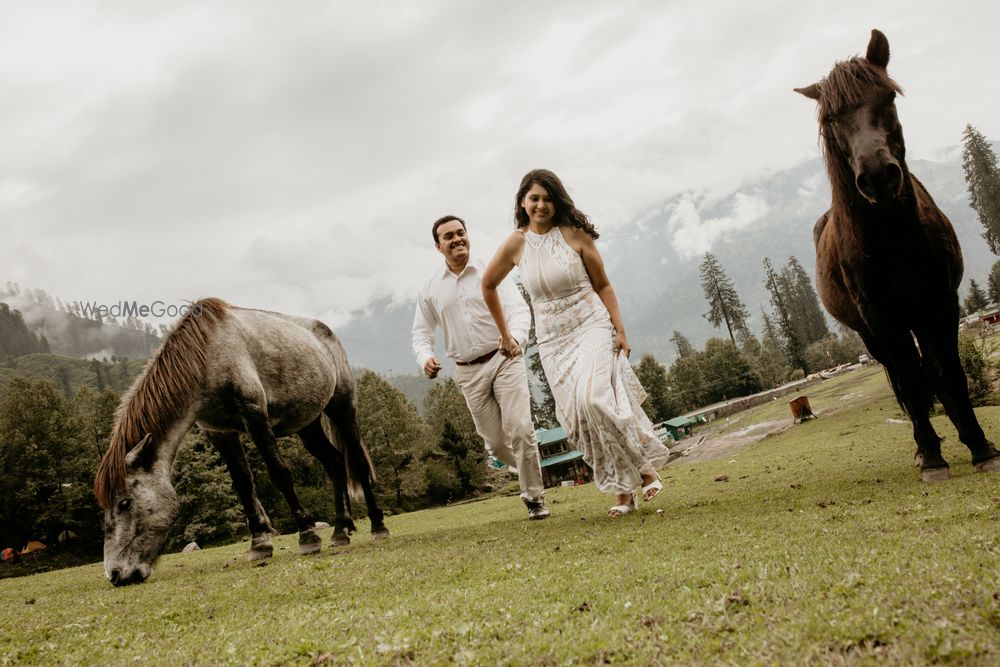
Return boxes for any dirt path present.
[667,366,890,466]
[673,418,796,465]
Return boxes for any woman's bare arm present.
[562,226,631,357]
[482,231,526,357]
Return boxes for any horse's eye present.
[117,498,132,512]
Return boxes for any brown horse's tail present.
[320,413,377,498]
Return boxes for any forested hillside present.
[0,284,161,359]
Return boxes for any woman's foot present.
[641,474,662,502]
[608,492,636,517]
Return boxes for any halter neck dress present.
[518,227,671,494]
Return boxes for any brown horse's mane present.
[817,57,904,213]
[94,298,229,509]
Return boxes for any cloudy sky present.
[3,0,999,327]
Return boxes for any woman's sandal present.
[642,478,663,502]
[608,493,637,517]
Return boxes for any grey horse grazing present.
[94,298,387,586]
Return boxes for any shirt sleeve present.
[500,278,531,348]
[411,290,438,370]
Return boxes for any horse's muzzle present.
[856,160,903,205]
[108,566,148,586]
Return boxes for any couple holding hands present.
[411,169,671,519]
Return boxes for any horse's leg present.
[917,320,1000,471]
[242,408,321,554]
[858,325,949,480]
[298,418,356,547]
[324,393,389,540]
[206,431,276,561]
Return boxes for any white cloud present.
[797,174,821,198]
[669,192,770,259]
[2,0,999,326]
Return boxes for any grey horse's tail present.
[320,413,377,498]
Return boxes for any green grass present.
[3,367,1000,665]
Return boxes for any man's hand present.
[423,357,442,379]
[499,335,522,358]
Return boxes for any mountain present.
[336,143,999,373]
[0,286,161,360]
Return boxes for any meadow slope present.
[3,366,1000,665]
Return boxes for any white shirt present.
[411,258,531,368]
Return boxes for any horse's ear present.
[866,29,890,69]
[124,433,154,469]
[794,84,821,101]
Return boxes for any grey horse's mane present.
[94,298,229,509]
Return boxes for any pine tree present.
[634,354,679,423]
[699,338,762,404]
[355,370,431,509]
[962,124,1000,253]
[0,302,50,357]
[699,252,750,345]
[437,420,485,495]
[670,330,696,360]
[423,379,479,455]
[667,354,706,412]
[763,257,808,373]
[0,378,74,548]
[964,278,989,315]
[90,359,106,391]
[987,260,1000,306]
[784,256,829,345]
[739,330,779,390]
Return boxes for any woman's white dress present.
[518,227,672,494]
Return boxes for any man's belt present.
[455,348,500,366]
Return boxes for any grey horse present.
[94,298,387,586]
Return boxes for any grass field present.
[3,366,1000,665]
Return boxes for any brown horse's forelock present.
[817,57,903,119]
[817,58,904,211]
[94,298,229,509]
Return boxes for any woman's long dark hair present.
[514,169,599,239]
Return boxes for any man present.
[412,215,549,520]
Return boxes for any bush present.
[803,333,867,371]
[424,460,460,504]
[958,331,992,406]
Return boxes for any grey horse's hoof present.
[330,532,351,548]
[371,527,390,542]
[920,467,950,482]
[298,529,322,555]
[248,536,273,562]
[975,456,1000,473]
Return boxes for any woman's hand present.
[500,335,522,358]
[614,330,630,358]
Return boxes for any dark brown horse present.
[795,29,1000,481]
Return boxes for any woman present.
[482,169,671,516]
